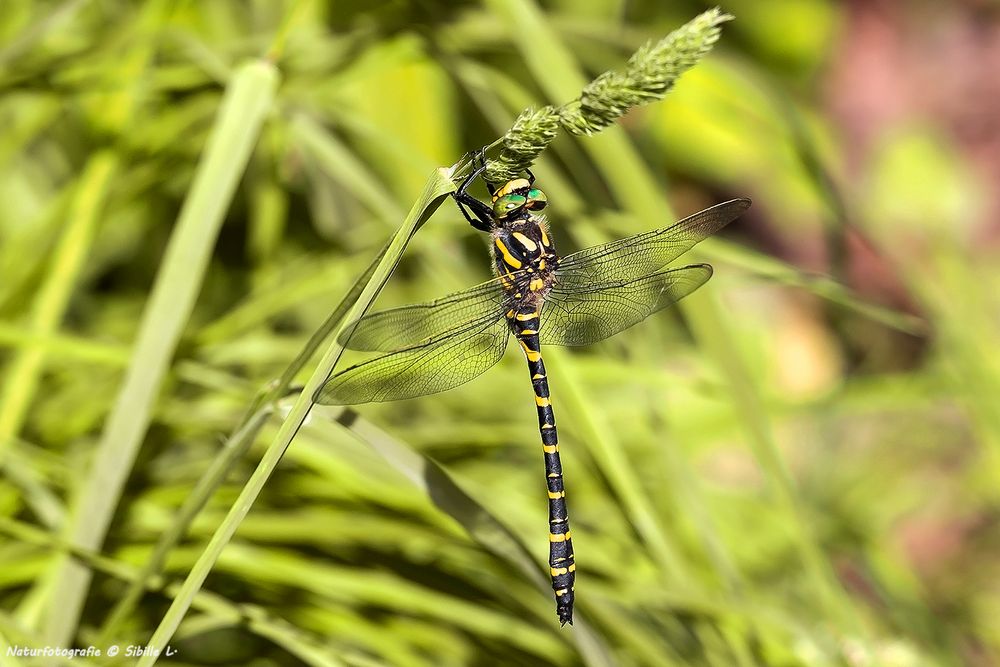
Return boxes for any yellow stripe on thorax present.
[512,231,537,251]
[494,238,521,269]
[539,225,550,247]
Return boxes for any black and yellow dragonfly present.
[316,157,750,625]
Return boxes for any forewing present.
[555,198,748,288]
[316,313,510,405]
[540,264,713,346]
[339,276,510,352]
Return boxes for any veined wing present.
[316,312,510,405]
[539,264,713,346]
[339,275,514,352]
[555,198,749,289]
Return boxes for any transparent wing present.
[316,313,510,405]
[338,276,512,352]
[555,198,749,289]
[539,264,713,346]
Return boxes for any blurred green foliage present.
[1,1,998,666]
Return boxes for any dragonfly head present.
[492,178,548,220]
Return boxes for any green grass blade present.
[0,152,115,459]
[222,230,392,432]
[93,406,273,645]
[291,114,406,225]
[98,209,395,645]
[94,156,404,643]
[43,59,280,648]
[0,516,346,667]
[0,324,130,368]
[135,167,456,666]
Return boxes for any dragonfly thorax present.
[491,214,559,302]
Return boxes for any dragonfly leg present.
[525,167,535,186]
[454,154,494,232]
[455,196,492,232]
[474,148,500,196]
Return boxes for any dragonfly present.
[315,154,750,625]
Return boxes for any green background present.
[1,1,998,665]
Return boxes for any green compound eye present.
[493,193,526,218]
[527,188,547,210]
